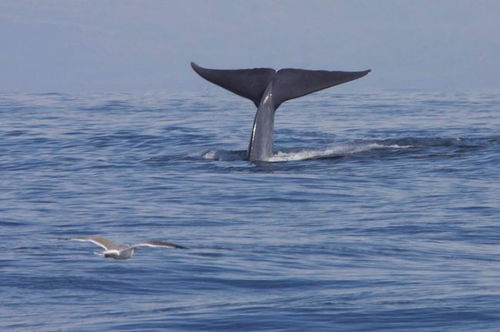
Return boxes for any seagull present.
[71,236,186,260]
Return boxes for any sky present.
[0,0,499,93]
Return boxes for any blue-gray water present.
[1,90,499,331]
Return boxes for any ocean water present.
[1,90,499,331]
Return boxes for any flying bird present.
[71,236,186,260]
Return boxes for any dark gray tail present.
[191,62,276,107]
[191,62,370,108]
[192,62,370,162]
[270,68,370,108]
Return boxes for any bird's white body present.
[101,247,135,260]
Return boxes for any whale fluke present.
[271,68,370,108]
[191,62,275,107]
[191,62,370,162]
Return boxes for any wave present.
[268,143,413,162]
[202,142,413,163]
[200,135,500,163]
[201,150,247,161]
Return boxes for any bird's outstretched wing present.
[131,240,186,249]
[71,236,121,250]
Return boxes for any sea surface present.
[1,90,500,331]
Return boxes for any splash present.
[267,143,413,162]
[202,143,412,162]
[202,150,247,161]
[201,150,218,160]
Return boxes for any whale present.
[191,62,370,162]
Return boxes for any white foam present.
[202,150,218,160]
[267,143,412,162]
[201,150,246,161]
[201,143,413,162]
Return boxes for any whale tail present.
[191,62,370,108]
[270,68,370,108]
[191,62,370,162]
